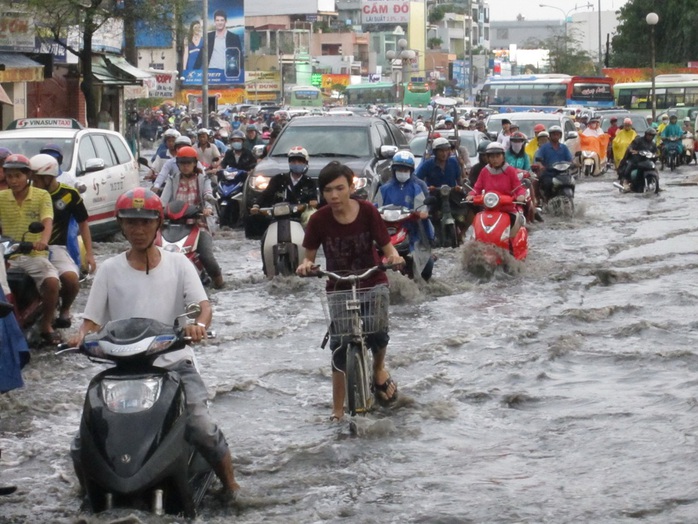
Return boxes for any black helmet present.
[477,140,492,154]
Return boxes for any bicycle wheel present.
[345,343,369,417]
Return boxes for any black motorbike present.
[542,161,576,216]
[614,150,660,194]
[68,311,216,518]
[427,185,468,248]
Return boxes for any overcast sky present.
[489,0,630,22]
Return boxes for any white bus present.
[615,74,698,112]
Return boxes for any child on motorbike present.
[374,151,435,280]
[467,142,526,241]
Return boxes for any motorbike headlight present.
[353,176,368,190]
[249,175,271,191]
[272,202,292,217]
[483,192,500,209]
[101,377,163,413]
[582,151,594,158]
[382,209,402,222]
[163,244,182,253]
[439,185,451,196]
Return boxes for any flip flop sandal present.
[374,376,399,405]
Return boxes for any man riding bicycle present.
[296,161,404,422]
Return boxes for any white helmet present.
[163,128,181,139]
[485,142,506,155]
[288,146,310,162]
[174,135,192,146]
[548,125,563,134]
[432,137,451,150]
[29,153,60,176]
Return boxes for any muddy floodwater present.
[2,166,698,523]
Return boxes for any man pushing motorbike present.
[71,188,240,501]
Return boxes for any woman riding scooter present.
[160,146,224,288]
[467,142,526,242]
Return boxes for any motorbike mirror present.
[252,144,265,158]
[28,221,45,234]
[185,303,202,319]
[137,157,150,167]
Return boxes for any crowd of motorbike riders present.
[2,104,693,349]
[0,102,693,502]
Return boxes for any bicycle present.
[304,265,390,418]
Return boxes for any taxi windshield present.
[0,137,75,169]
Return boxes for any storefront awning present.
[0,53,44,83]
[91,55,152,86]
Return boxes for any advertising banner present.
[149,70,178,98]
[0,12,35,51]
[361,0,410,24]
[181,0,244,86]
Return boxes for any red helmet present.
[176,146,198,159]
[510,132,527,142]
[533,124,546,134]
[3,153,31,171]
[115,187,163,220]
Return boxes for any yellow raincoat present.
[612,128,637,169]
[526,137,540,163]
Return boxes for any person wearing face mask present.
[374,151,435,280]
[466,142,526,242]
[250,146,317,213]
[160,147,224,289]
[505,132,531,171]
[220,129,257,173]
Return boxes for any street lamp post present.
[386,38,416,110]
[646,12,659,121]
[539,3,593,55]
[467,0,473,102]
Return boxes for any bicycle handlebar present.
[300,264,392,282]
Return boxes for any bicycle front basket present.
[320,288,388,336]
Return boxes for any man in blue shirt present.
[535,125,572,201]
[415,137,463,188]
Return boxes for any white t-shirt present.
[83,248,208,367]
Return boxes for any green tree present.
[527,28,596,75]
[18,0,183,126]
[611,0,698,67]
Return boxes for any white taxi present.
[0,118,140,239]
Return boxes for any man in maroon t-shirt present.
[297,161,404,422]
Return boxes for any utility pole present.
[202,0,209,127]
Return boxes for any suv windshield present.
[0,136,75,167]
[271,126,370,158]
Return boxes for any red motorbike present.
[470,192,528,264]
[378,205,433,281]
[155,201,210,286]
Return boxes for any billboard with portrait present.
[181,0,244,86]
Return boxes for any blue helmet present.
[391,150,415,171]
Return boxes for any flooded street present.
[2,165,698,523]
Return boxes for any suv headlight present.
[249,174,271,191]
[353,176,368,190]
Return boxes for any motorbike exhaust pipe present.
[152,488,164,515]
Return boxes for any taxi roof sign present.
[7,118,84,130]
